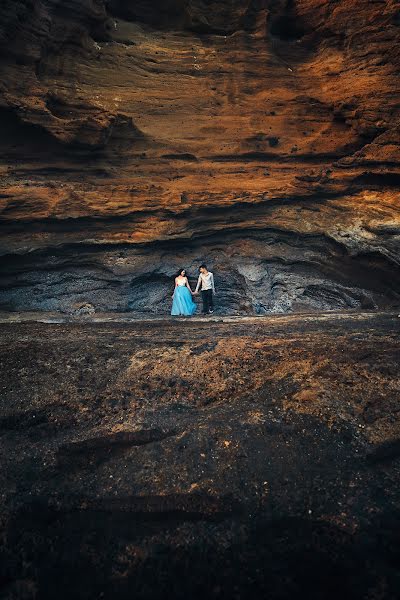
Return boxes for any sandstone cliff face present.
[0,0,399,314]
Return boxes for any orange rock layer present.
[0,0,399,313]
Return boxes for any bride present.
[171,269,197,316]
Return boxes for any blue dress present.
[171,281,197,316]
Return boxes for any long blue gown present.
[171,281,197,316]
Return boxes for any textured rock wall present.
[1,0,400,314]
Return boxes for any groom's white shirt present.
[195,272,215,293]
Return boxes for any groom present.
[194,264,216,314]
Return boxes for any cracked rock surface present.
[0,312,400,598]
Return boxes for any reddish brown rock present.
[0,0,399,313]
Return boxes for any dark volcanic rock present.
[0,312,400,598]
[0,232,399,314]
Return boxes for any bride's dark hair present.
[176,268,187,277]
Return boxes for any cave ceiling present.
[0,0,399,313]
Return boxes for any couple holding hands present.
[171,264,216,316]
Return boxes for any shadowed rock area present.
[0,312,400,599]
[0,0,400,313]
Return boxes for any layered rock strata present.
[1,0,400,313]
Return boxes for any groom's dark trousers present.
[201,289,214,313]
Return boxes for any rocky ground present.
[1,312,400,599]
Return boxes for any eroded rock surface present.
[0,313,399,598]
[0,1,400,313]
